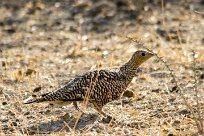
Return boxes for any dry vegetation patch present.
[0,0,204,135]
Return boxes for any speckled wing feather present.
[24,69,126,104]
[24,70,100,104]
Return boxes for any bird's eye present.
[141,53,146,56]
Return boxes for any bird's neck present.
[119,57,141,85]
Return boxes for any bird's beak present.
[148,52,155,57]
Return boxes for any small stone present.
[0,87,3,95]
[122,97,131,104]
[102,50,109,57]
[200,73,204,79]
[171,86,179,92]
[3,89,16,96]
[168,97,176,102]
[27,115,35,119]
[173,120,180,124]
[2,102,7,105]
[24,111,30,115]
[151,89,161,93]
[44,109,51,114]
[8,111,15,116]
[31,94,37,97]
[39,111,44,114]
[156,28,167,37]
[123,90,134,97]
[150,71,169,78]
[201,38,204,44]
[41,47,46,51]
[2,61,6,67]
[25,69,36,76]
[69,26,78,32]
[168,134,174,136]
[0,116,8,122]
[11,122,18,126]
[4,25,16,34]
[2,124,9,130]
[33,86,41,93]
[177,109,190,115]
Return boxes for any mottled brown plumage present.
[24,50,154,116]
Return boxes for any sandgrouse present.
[24,50,154,117]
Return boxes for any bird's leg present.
[93,103,114,123]
[73,101,79,111]
[73,101,84,114]
[93,103,106,117]
[96,107,106,117]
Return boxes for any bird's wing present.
[38,70,99,102]
[24,69,122,104]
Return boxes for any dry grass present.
[0,0,204,135]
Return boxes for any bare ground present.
[0,0,204,135]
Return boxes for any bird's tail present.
[23,96,45,104]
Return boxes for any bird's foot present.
[73,101,85,114]
[101,115,116,124]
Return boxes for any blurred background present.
[0,0,204,135]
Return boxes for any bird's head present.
[130,50,154,67]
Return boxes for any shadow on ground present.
[25,113,99,134]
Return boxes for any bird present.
[24,50,154,117]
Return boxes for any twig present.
[192,50,203,134]
[194,10,204,15]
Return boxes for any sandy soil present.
[0,0,204,135]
